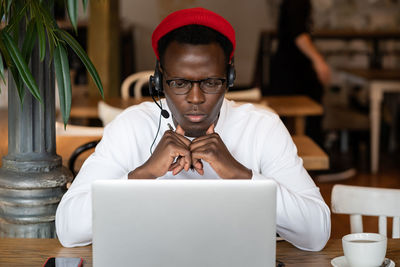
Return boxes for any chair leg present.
[378,216,387,237]
[393,217,400,239]
[340,130,349,153]
[350,214,363,233]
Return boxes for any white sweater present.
[55,99,330,250]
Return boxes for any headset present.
[149,59,236,115]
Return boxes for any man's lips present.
[184,113,207,122]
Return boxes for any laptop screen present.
[92,179,277,267]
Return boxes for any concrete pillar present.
[0,21,71,238]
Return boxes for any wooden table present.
[70,95,323,135]
[1,238,399,266]
[341,68,400,173]
[261,95,323,135]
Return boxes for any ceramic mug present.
[342,233,387,267]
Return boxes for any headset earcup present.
[227,64,236,88]
[149,62,163,96]
[149,75,155,95]
[154,67,163,93]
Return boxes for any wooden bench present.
[293,135,329,170]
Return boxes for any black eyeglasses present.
[165,77,227,95]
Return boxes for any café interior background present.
[71,0,400,87]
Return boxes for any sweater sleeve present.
[251,116,330,251]
[55,116,133,247]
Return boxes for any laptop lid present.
[92,179,277,267]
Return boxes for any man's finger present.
[175,133,191,147]
[206,123,215,135]
[169,161,180,171]
[194,160,204,175]
[172,165,184,175]
[165,128,191,147]
[195,166,204,175]
[176,124,185,135]
[176,155,191,172]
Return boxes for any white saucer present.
[331,256,395,267]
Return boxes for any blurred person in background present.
[270,0,331,145]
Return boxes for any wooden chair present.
[55,121,103,178]
[331,184,400,238]
[98,101,123,126]
[121,70,153,100]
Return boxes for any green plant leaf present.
[6,0,12,14]
[35,3,58,59]
[57,29,104,98]
[82,0,88,12]
[2,0,13,21]
[0,51,5,84]
[2,31,42,104]
[54,44,71,127]
[21,19,37,63]
[9,64,25,104]
[67,0,78,32]
[0,5,3,23]
[36,19,46,62]
[6,1,27,41]
[0,33,24,103]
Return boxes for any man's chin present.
[183,125,207,138]
[184,129,206,138]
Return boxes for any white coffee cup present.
[342,233,387,267]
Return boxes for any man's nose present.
[186,82,205,104]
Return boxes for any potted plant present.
[0,0,103,124]
[0,0,103,238]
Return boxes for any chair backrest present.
[55,121,104,136]
[98,101,123,126]
[225,87,261,102]
[121,70,154,100]
[331,184,400,238]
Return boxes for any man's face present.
[162,41,227,137]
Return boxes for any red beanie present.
[152,7,236,61]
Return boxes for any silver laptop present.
[92,179,277,267]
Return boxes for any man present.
[56,7,330,251]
